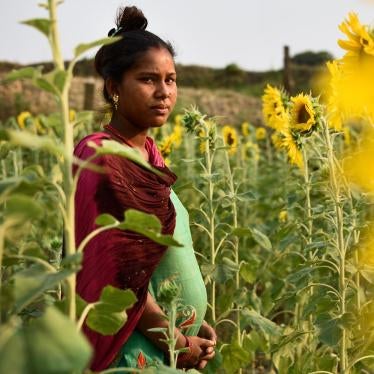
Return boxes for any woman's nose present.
[155,81,169,98]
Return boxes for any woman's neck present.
[109,113,148,148]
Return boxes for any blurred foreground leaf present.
[0,308,91,374]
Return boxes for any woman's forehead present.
[131,48,176,72]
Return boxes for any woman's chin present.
[149,117,169,128]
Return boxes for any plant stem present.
[302,145,315,350]
[168,300,177,368]
[224,150,241,347]
[48,0,76,322]
[302,146,313,245]
[323,120,348,373]
[205,136,216,323]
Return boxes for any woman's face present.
[115,47,177,129]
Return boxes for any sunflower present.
[338,12,374,59]
[280,129,304,168]
[158,134,174,158]
[325,60,344,131]
[271,132,283,150]
[241,122,250,137]
[172,123,183,148]
[255,127,267,140]
[199,140,206,154]
[324,56,374,128]
[222,125,238,155]
[262,84,289,131]
[278,210,288,223]
[290,94,316,133]
[343,126,351,146]
[174,114,183,126]
[164,158,171,167]
[245,141,260,161]
[343,134,374,192]
[69,109,76,123]
[35,118,46,135]
[17,111,32,129]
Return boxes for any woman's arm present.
[137,292,215,368]
[136,291,186,352]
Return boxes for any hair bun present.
[116,6,148,32]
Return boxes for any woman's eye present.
[141,77,154,83]
[166,78,176,84]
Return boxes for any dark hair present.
[95,6,176,103]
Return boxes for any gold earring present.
[112,94,119,111]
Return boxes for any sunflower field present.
[1,1,374,373]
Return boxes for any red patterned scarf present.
[73,128,176,370]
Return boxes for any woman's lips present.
[150,106,169,115]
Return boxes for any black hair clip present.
[108,27,123,37]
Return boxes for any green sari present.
[113,190,207,369]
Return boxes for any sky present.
[1,0,373,72]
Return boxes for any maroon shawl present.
[73,131,177,370]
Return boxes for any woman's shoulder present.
[74,131,111,159]
[145,136,165,167]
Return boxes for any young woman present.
[73,6,216,371]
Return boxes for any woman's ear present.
[105,78,118,98]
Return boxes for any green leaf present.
[99,285,137,312]
[241,308,281,336]
[221,340,251,373]
[239,261,257,283]
[95,213,119,226]
[12,265,74,313]
[287,266,314,284]
[21,18,51,37]
[233,287,249,307]
[23,245,48,261]
[90,139,162,175]
[5,130,65,156]
[216,290,234,314]
[60,253,82,270]
[34,77,58,95]
[251,228,272,250]
[203,350,223,374]
[203,257,239,284]
[74,36,121,58]
[0,169,46,199]
[118,209,182,247]
[232,227,272,250]
[74,110,94,126]
[231,228,252,237]
[3,66,42,82]
[53,69,67,93]
[86,310,125,336]
[315,313,341,347]
[0,307,92,373]
[120,209,162,233]
[86,286,136,335]
[243,330,268,352]
[5,194,43,221]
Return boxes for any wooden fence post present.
[283,45,293,93]
[83,81,95,110]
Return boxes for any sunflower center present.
[361,37,369,46]
[227,133,235,146]
[297,105,311,124]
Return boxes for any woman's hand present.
[195,321,217,369]
[177,336,215,369]
[198,320,217,343]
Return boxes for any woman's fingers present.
[198,337,215,349]
[205,346,214,354]
[196,359,208,370]
[200,350,215,361]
